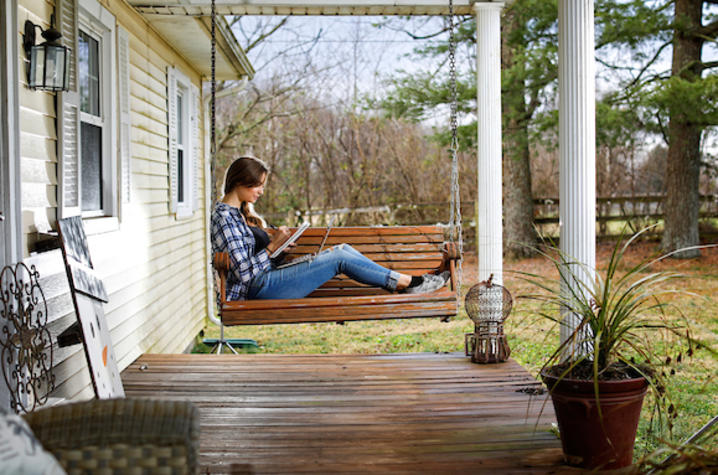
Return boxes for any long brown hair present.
[223,155,269,228]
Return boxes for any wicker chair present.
[22,398,200,474]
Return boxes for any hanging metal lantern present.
[24,18,71,92]
[464,274,512,364]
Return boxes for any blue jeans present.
[247,244,401,299]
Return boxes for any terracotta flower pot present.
[541,370,648,470]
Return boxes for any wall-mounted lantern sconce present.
[23,15,71,92]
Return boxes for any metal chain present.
[210,0,217,204]
[448,0,463,300]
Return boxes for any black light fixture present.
[23,15,71,92]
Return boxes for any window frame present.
[168,67,197,219]
[77,0,116,219]
[176,86,188,206]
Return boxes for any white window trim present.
[168,67,198,219]
[78,0,117,219]
[177,87,188,210]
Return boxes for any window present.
[57,0,117,219]
[176,89,186,204]
[167,67,199,218]
[79,29,102,212]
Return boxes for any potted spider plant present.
[518,229,711,470]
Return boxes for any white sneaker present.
[404,271,450,294]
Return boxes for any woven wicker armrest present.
[23,398,199,474]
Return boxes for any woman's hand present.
[267,226,292,254]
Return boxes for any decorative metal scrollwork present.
[0,263,55,413]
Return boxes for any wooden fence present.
[533,194,718,238]
[264,194,718,243]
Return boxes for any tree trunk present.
[501,5,538,258]
[662,0,704,258]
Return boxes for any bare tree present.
[214,17,476,228]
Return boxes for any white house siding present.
[18,0,57,248]
[18,0,209,402]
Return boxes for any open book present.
[269,221,310,259]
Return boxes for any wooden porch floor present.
[122,352,574,474]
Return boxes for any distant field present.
[198,242,718,458]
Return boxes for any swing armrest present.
[441,242,462,270]
[441,242,461,290]
[212,252,230,306]
[213,251,230,273]
[443,242,461,261]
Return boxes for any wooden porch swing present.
[214,228,461,325]
[210,0,464,326]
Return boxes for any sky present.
[233,10,718,100]
[232,16,462,107]
[229,12,718,157]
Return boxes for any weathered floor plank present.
[122,353,575,474]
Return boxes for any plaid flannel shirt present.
[211,202,271,301]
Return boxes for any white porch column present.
[1,0,21,411]
[475,1,504,285]
[558,0,596,351]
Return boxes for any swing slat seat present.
[213,225,461,325]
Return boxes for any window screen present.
[78,31,100,117]
[81,122,103,211]
[79,28,104,213]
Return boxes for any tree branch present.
[608,73,671,104]
[523,71,558,122]
[596,56,644,73]
[656,112,669,146]
[401,25,449,41]
[622,40,672,91]
[382,15,472,41]
[245,17,290,53]
[696,19,718,40]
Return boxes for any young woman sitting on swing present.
[211,156,451,301]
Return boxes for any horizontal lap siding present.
[108,2,209,376]
[19,1,57,249]
[18,0,208,403]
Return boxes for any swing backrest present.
[286,225,448,297]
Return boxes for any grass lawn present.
[197,241,718,459]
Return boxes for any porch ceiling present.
[133,9,254,79]
[126,0,489,16]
